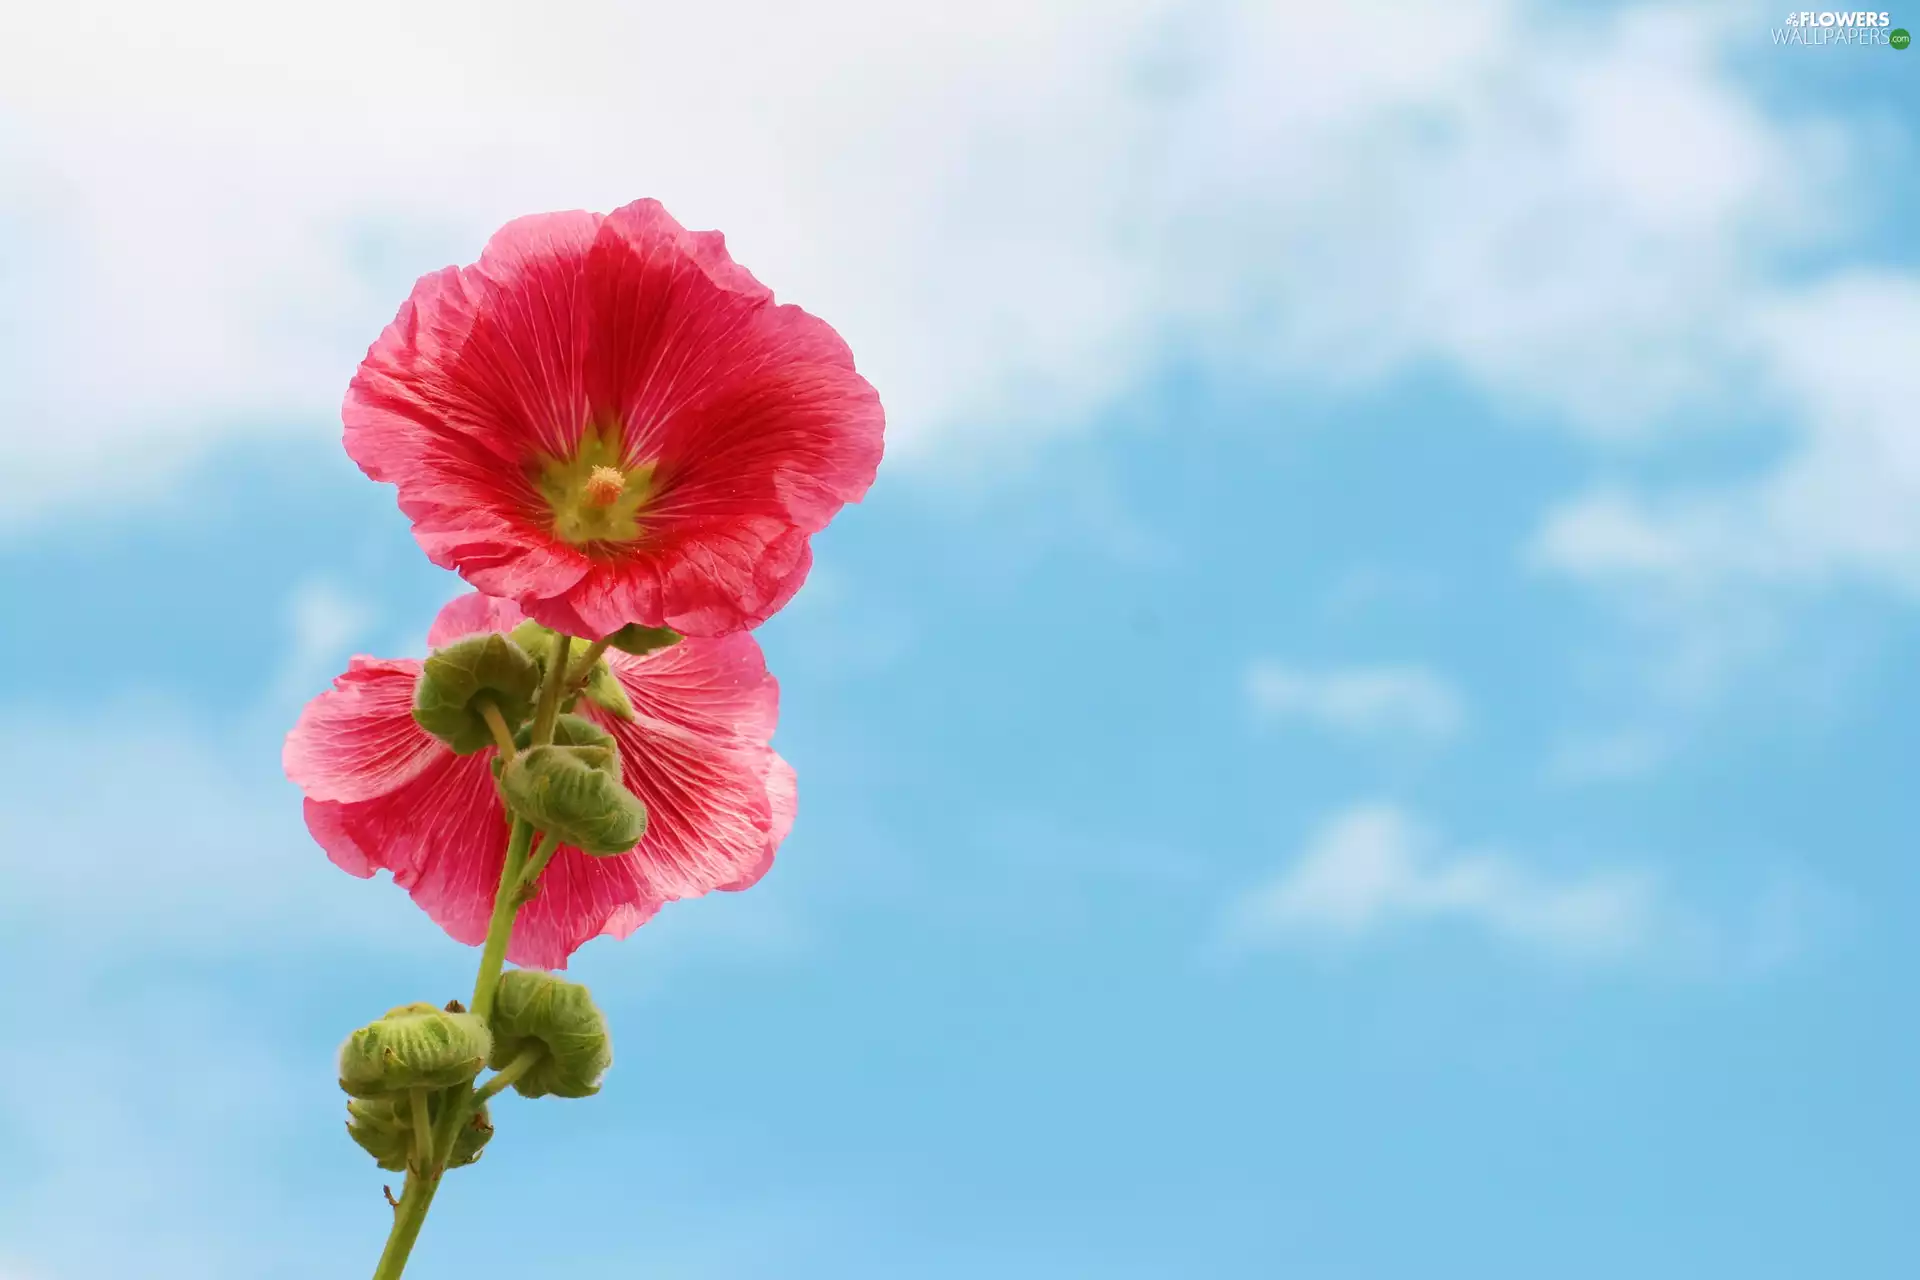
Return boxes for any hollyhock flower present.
[343,198,884,640]
[283,591,796,969]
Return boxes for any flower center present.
[535,428,655,547]
[583,466,627,507]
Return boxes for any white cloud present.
[1246,661,1466,742]
[1319,567,1447,620]
[0,0,1876,528]
[0,701,449,957]
[271,578,375,702]
[1219,803,1843,974]
[1223,804,1658,962]
[0,975,351,1280]
[0,581,430,957]
[1545,728,1672,784]
[1533,275,1920,597]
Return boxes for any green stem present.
[407,1088,432,1174]
[470,817,533,1024]
[531,633,572,743]
[513,831,562,904]
[477,697,517,760]
[566,637,611,691]
[367,648,575,1279]
[371,1171,436,1280]
[472,1044,547,1106]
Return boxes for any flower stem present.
[407,1088,432,1174]
[473,1044,547,1106]
[531,633,573,743]
[513,831,562,904]
[371,1171,435,1280]
[477,698,517,760]
[367,646,574,1279]
[470,817,533,1024]
[566,637,610,691]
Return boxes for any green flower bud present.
[536,712,619,755]
[510,620,634,721]
[488,968,613,1099]
[338,1003,492,1099]
[497,743,647,855]
[604,623,682,658]
[580,662,635,720]
[412,633,541,754]
[487,713,620,783]
[345,1092,494,1172]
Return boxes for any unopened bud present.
[346,1092,494,1172]
[338,1003,492,1099]
[413,633,541,754]
[603,623,681,658]
[510,620,634,720]
[497,742,648,855]
[488,968,613,1099]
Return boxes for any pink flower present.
[283,591,796,969]
[343,199,884,640]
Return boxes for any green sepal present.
[497,742,648,855]
[337,1003,492,1099]
[581,663,635,720]
[604,623,681,658]
[510,621,635,721]
[412,633,541,755]
[488,714,619,782]
[487,968,613,1099]
[345,1091,494,1172]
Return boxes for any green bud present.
[580,662,635,720]
[412,633,541,754]
[488,713,619,782]
[345,1092,494,1172]
[510,620,635,721]
[537,712,619,755]
[488,968,613,1099]
[508,619,556,655]
[604,623,681,657]
[497,743,648,855]
[338,1003,492,1099]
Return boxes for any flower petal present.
[283,657,437,803]
[344,199,884,640]
[580,631,790,901]
[507,845,661,971]
[305,749,511,950]
[426,590,527,648]
[290,590,790,968]
[717,752,797,893]
[303,797,377,879]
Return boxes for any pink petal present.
[283,657,437,803]
[343,198,884,639]
[579,632,789,902]
[506,844,662,971]
[290,589,795,967]
[304,748,511,950]
[303,797,376,878]
[426,590,527,648]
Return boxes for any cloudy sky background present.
[1,2,1915,1276]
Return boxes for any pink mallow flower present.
[343,198,884,640]
[283,591,796,969]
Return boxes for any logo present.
[1783,8,1891,23]
[1773,10,1905,43]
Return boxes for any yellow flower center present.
[536,428,655,547]
[583,466,627,508]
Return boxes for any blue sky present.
[1,3,1916,1278]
